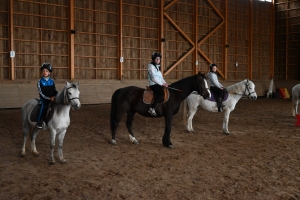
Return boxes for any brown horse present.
[110,72,211,148]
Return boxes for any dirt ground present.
[0,98,299,200]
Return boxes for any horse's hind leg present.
[187,108,197,132]
[111,110,126,145]
[292,98,298,117]
[126,110,139,144]
[21,122,31,156]
[31,128,41,156]
[57,129,67,164]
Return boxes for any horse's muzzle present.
[249,95,257,100]
[72,103,81,110]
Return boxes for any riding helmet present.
[209,63,217,71]
[40,63,53,72]
[151,52,162,61]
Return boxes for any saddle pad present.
[143,88,170,105]
[208,90,229,102]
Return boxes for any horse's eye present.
[68,92,71,95]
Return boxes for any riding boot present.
[217,97,223,112]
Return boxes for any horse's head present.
[65,81,81,110]
[244,79,257,100]
[195,72,211,99]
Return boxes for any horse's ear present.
[66,81,70,86]
[197,71,205,78]
[76,82,79,87]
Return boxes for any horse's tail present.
[110,89,121,132]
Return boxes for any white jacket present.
[148,63,166,86]
[208,71,223,88]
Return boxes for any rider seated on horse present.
[36,63,58,129]
[208,63,224,112]
[147,52,168,116]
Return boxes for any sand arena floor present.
[0,98,299,199]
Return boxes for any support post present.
[9,0,14,80]
[118,0,123,80]
[160,0,164,75]
[193,0,198,75]
[69,0,75,80]
[248,0,253,79]
[223,0,228,79]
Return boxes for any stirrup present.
[148,108,157,116]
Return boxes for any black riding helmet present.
[40,63,53,72]
[151,52,162,61]
[209,63,217,71]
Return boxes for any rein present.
[167,86,182,92]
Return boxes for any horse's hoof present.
[110,139,117,145]
[60,159,67,164]
[168,145,174,149]
[19,151,25,157]
[49,161,55,165]
[133,140,139,144]
[33,152,39,157]
[223,132,230,135]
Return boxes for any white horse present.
[184,79,257,135]
[292,84,300,117]
[21,82,81,164]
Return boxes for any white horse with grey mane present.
[21,82,80,164]
[292,84,300,117]
[184,79,257,135]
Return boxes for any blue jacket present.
[37,77,58,100]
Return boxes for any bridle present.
[66,87,80,103]
[244,79,256,97]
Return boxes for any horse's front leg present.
[57,129,67,164]
[162,114,174,148]
[49,129,57,165]
[222,110,231,135]
[126,111,139,144]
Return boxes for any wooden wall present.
[0,0,277,82]
[2,0,300,108]
[274,0,300,80]
[0,1,9,79]
[74,0,119,79]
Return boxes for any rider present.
[36,63,58,129]
[208,63,224,112]
[147,52,168,116]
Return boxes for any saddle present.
[30,99,55,124]
[143,86,170,104]
[208,90,229,103]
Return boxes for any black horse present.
[110,72,211,148]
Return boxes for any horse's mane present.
[226,79,249,92]
[169,74,196,87]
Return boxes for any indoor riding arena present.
[0,0,300,199]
